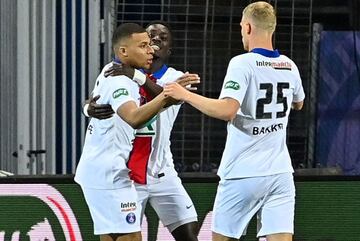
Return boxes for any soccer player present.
[75,23,168,241]
[84,21,200,241]
[163,2,305,241]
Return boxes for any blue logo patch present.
[126,212,136,224]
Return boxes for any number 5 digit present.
[276,82,289,118]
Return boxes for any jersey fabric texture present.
[75,63,140,189]
[127,65,184,184]
[218,48,305,179]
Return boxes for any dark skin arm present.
[104,62,163,97]
[104,62,200,98]
[84,95,114,119]
[82,62,200,120]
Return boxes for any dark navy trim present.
[55,0,63,174]
[114,57,121,64]
[75,0,82,164]
[250,48,280,58]
[149,64,168,79]
[66,0,72,174]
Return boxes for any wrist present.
[83,104,90,117]
[183,90,192,102]
[133,69,146,86]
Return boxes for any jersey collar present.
[113,57,168,79]
[250,48,280,58]
[146,64,168,79]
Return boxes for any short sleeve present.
[219,56,251,105]
[106,76,138,113]
[157,68,184,86]
[292,65,305,102]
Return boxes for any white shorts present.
[135,176,198,232]
[80,184,141,235]
[212,172,295,239]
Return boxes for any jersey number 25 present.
[256,82,289,119]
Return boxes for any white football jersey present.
[218,49,305,179]
[75,63,140,189]
[127,65,183,184]
[147,67,183,180]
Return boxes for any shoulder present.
[226,53,254,73]
[279,55,299,72]
[99,74,137,95]
[159,67,184,84]
[228,53,254,66]
[165,67,184,78]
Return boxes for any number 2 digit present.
[256,82,289,119]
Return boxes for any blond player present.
[164,2,305,241]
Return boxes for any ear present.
[167,49,172,55]
[119,46,128,57]
[246,23,251,35]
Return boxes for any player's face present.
[240,17,249,51]
[146,24,172,61]
[126,32,154,69]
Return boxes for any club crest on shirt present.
[113,88,129,98]
[224,80,240,90]
[126,212,136,224]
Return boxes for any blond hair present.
[243,1,276,33]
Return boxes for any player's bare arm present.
[164,82,239,121]
[117,92,168,129]
[105,62,200,95]
[83,95,114,119]
[292,101,304,110]
[105,62,164,96]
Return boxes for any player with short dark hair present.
[75,22,167,241]
[85,22,200,241]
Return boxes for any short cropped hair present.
[146,20,173,45]
[243,1,276,33]
[146,20,173,37]
[112,23,146,52]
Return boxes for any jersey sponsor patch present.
[121,202,137,212]
[256,60,292,70]
[113,88,129,98]
[224,80,240,90]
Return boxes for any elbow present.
[128,120,141,129]
[123,115,141,129]
[222,111,237,122]
[292,101,304,111]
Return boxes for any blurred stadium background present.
[0,0,359,176]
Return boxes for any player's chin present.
[143,63,151,69]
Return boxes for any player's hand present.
[175,72,200,91]
[87,95,114,119]
[163,82,190,101]
[104,62,135,79]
